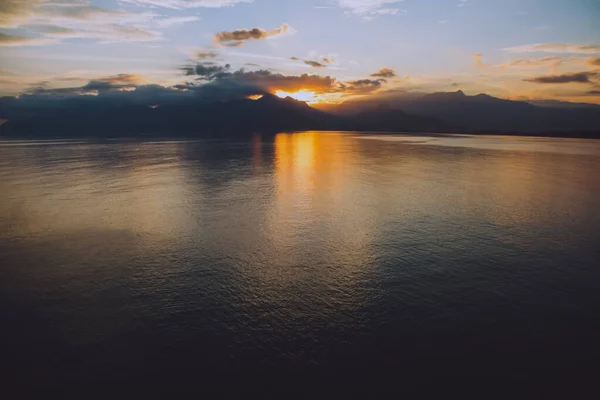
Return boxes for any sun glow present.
[275,90,317,103]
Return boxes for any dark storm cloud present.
[181,64,231,78]
[215,69,339,93]
[180,64,339,93]
[214,24,291,47]
[524,71,599,84]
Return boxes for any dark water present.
[1,132,600,396]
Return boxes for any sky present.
[1,0,600,103]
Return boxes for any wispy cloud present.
[0,32,57,46]
[214,24,293,47]
[335,0,406,18]
[473,53,485,68]
[119,0,253,9]
[194,49,220,60]
[1,2,129,28]
[290,55,337,68]
[457,0,470,8]
[500,56,563,69]
[503,43,600,54]
[40,24,160,44]
[524,71,599,84]
[0,1,167,44]
[25,73,146,96]
[152,16,201,28]
[291,57,326,68]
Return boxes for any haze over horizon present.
[2,0,600,105]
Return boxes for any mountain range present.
[1,91,599,138]
[315,90,600,135]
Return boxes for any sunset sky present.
[1,0,599,103]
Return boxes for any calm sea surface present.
[1,132,600,395]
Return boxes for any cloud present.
[0,0,39,28]
[219,69,389,95]
[152,16,201,28]
[214,24,292,47]
[82,74,145,91]
[341,79,386,93]
[1,1,131,27]
[206,68,339,94]
[588,58,600,67]
[0,1,163,44]
[370,68,396,78]
[503,43,600,54]
[11,59,392,102]
[181,64,231,78]
[38,4,124,21]
[41,24,160,44]
[94,74,145,85]
[290,57,326,68]
[473,53,485,68]
[457,0,469,7]
[178,64,388,96]
[195,50,219,60]
[119,0,253,9]
[587,90,600,95]
[0,32,56,46]
[524,71,599,84]
[26,73,146,96]
[335,0,405,18]
[500,56,563,68]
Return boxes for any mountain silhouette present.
[1,91,599,138]
[0,93,450,137]
[316,90,600,135]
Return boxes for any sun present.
[275,90,317,103]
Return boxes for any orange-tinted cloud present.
[26,74,145,96]
[195,50,219,60]
[500,56,563,68]
[370,68,396,78]
[588,58,600,67]
[0,32,55,46]
[473,53,485,68]
[214,24,291,47]
[503,43,600,54]
[182,66,388,96]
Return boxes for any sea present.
[1,132,599,397]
